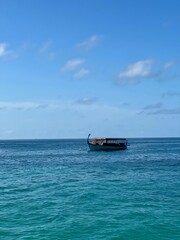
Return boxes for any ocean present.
[0,138,179,240]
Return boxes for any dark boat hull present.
[88,143,127,151]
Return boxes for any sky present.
[0,0,180,139]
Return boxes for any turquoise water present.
[0,138,179,240]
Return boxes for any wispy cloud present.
[0,102,56,111]
[162,91,180,98]
[143,102,163,110]
[73,68,90,78]
[139,101,180,115]
[116,59,176,86]
[61,59,85,72]
[138,102,163,114]
[39,41,52,53]
[163,61,175,70]
[39,41,55,60]
[48,52,56,60]
[157,74,177,82]
[0,42,15,59]
[148,107,180,115]
[6,130,13,135]
[22,41,37,50]
[76,35,102,51]
[75,97,98,105]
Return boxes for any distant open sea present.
[0,138,179,240]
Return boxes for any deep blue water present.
[0,138,180,239]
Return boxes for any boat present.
[87,134,128,151]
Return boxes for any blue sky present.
[0,0,180,139]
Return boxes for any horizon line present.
[0,136,180,141]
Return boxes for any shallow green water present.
[0,138,179,239]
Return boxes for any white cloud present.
[0,42,14,59]
[0,43,7,57]
[75,97,97,105]
[61,59,85,72]
[118,60,153,79]
[73,68,90,78]
[76,35,102,51]
[116,59,176,86]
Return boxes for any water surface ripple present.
[0,138,179,239]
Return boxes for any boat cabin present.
[92,138,127,146]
